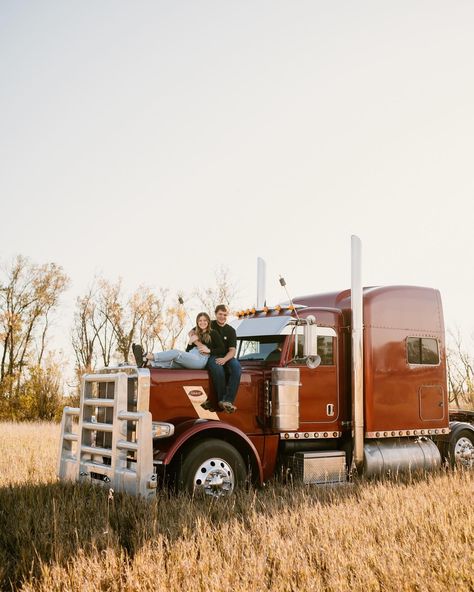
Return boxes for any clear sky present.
[1,1,474,356]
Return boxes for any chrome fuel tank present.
[364,437,441,477]
[271,367,300,431]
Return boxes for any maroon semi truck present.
[58,237,474,498]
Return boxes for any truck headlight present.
[152,422,175,439]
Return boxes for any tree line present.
[0,255,472,421]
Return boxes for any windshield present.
[237,336,285,361]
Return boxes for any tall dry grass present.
[0,421,473,592]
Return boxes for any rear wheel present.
[447,429,474,469]
[175,438,247,497]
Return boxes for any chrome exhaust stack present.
[351,235,364,470]
[257,257,266,308]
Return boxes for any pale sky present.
[1,1,474,357]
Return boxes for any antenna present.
[279,276,300,321]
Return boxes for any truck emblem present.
[183,386,220,421]
[188,389,204,398]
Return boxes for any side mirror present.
[306,355,321,369]
[303,315,320,369]
[303,315,317,355]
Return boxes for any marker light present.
[152,422,175,439]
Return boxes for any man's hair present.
[215,304,229,314]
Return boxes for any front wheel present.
[175,438,247,497]
[446,429,474,469]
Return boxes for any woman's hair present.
[195,312,212,344]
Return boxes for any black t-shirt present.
[186,328,226,357]
[211,321,237,355]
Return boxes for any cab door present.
[289,329,340,433]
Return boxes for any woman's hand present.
[197,344,210,354]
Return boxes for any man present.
[205,304,242,413]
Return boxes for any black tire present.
[446,428,474,469]
[175,438,247,497]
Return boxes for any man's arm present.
[215,347,236,366]
[193,338,211,354]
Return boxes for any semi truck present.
[58,237,474,498]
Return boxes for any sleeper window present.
[407,337,439,365]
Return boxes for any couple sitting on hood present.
[132,305,241,414]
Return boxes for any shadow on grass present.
[0,470,439,590]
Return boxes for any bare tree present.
[72,278,186,374]
[71,278,121,374]
[107,285,187,359]
[104,281,169,363]
[194,266,239,315]
[135,287,168,353]
[0,256,69,403]
[153,302,186,352]
[446,328,474,410]
[71,286,100,374]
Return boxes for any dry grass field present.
[0,422,473,592]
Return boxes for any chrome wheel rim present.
[454,436,474,468]
[192,457,234,497]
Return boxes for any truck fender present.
[157,419,263,485]
[436,421,474,442]
[435,421,474,463]
[450,420,474,435]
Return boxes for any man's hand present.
[215,357,227,365]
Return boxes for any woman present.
[132,312,218,370]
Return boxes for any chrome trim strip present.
[280,431,342,440]
[365,427,450,438]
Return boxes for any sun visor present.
[231,316,293,337]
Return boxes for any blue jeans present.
[151,348,209,369]
[207,356,242,404]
